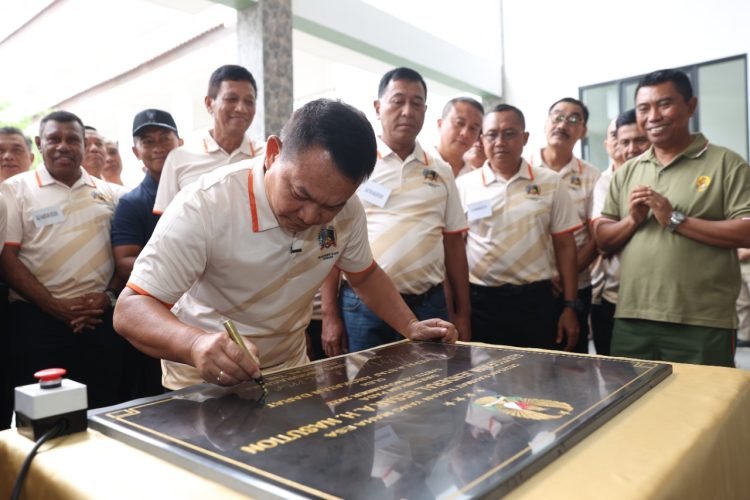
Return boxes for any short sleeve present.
[111,195,145,247]
[591,173,610,219]
[153,150,180,214]
[550,179,583,235]
[723,152,750,220]
[128,188,209,305]
[601,168,624,221]
[584,168,601,221]
[1,181,23,245]
[443,170,469,233]
[335,197,375,274]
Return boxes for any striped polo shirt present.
[456,161,581,287]
[530,151,601,289]
[129,158,374,389]
[153,130,264,214]
[1,165,120,300]
[356,138,468,295]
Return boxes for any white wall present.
[501,0,750,159]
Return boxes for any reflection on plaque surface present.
[89,341,671,498]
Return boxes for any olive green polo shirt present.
[601,133,750,329]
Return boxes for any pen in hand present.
[222,319,268,396]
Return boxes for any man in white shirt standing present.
[1,111,125,409]
[456,104,580,350]
[435,97,484,179]
[529,97,600,353]
[590,109,649,355]
[321,68,471,357]
[153,64,264,214]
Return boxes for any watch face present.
[668,211,686,232]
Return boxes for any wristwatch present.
[104,289,118,308]
[667,210,687,233]
[563,299,581,311]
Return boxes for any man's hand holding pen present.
[188,325,263,388]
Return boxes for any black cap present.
[132,109,178,137]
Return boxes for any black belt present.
[470,280,551,297]
[341,281,443,308]
[400,284,443,308]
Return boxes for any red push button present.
[34,368,67,388]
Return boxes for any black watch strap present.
[563,299,578,310]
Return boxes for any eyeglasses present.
[549,113,583,126]
[482,130,522,143]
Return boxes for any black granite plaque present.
[89,342,671,499]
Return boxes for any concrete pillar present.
[237,0,293,140]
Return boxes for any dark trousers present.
[555,286,592,354]
[590,298,616,356]
[470,281,558,349]
[0,284,11,429]
[306,319,325,361]
[121,341,165,401]
[8,301,127,410]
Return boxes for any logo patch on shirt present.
[318,226,336,249]
[90,190,110,203]
[569,175,582,188]
[422,168,440,185]
[526,184,541,196]
[696,175,711,192]
[318,225,339,261]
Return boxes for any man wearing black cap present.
[111,109,182,397]
[112,109,181,281]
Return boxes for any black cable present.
[11,420,67,500]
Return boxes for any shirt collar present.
[376,137,430,166]
[534,148,581,175]
[248,160,279,232]
[35,164,94,188]
[202,131,256,156]
[141,173,159,195]
[641,133,710,166]
[480,159,533,186]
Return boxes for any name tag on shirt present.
[467,199,492,222]
[31,206,65,228]
[359,181,391,208]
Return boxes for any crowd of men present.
[1,64,749,429]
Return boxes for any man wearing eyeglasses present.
[529,98,601,353]
[456,104,581,350]
[595,69,750,366]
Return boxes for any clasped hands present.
[629,185,675,228]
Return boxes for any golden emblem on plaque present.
[474,395,573,420]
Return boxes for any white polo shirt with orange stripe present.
[1,165,120,301]
[128,158,374,389]
[153,131,264,214]
[529,151,601,289]
[357,138,468,295]
[456,161,581,287]
[431,146,473,179]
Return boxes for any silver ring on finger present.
[217,369,224,384]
